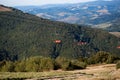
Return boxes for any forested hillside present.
[0,5,120,61]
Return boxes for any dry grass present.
[73,64,120,80]
[0,71,72,79]
[0,64,120,80]
[94,22,112,28]
[109,32,120,38]
[0,6,12,12]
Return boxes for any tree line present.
[0,51,119,72]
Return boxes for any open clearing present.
[0,64,120,80]
[109,32,120,38]
[0,6,12,12]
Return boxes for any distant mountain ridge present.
[15,0,120,31]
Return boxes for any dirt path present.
[26,64,120,80]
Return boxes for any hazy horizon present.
[0,0,97,7]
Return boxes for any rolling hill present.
[15,0,120,31]
[0,5,120,61]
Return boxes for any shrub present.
[25,56,54,72]
[106,55,120,64]
[0,61,6,71]
[87,51,119,64]
[15,61,26,72]
[0,56,88,72]
[55,57,87,70]
[55,57,71,70]
[71,60,87,69]
[40,57,54,71]
[116,61,120,69]
[1,61,15,72]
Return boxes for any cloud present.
[0,0,96,6]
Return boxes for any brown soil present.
[27,64,120,80]
[0,6,12,12]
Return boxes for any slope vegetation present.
[0,5,120,61]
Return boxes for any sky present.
[0,0,97,6]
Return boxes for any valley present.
[16,0,120,31]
